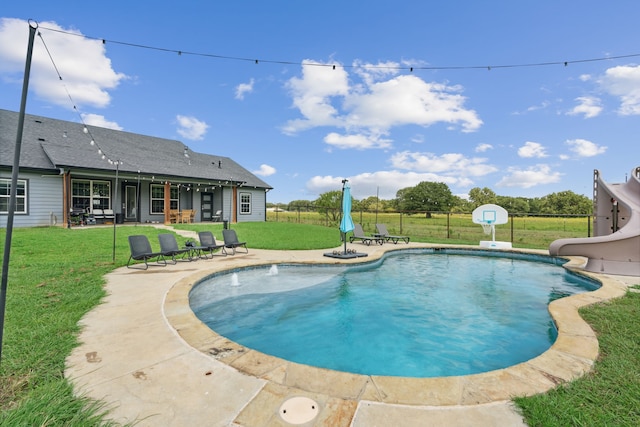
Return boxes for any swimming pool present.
[189,249,599,377]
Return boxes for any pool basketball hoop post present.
[472,204,512,249]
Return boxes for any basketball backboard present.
[472,204,509,225]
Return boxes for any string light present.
[38,24,640,73]
[38,30,126,168]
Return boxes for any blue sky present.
[1,2,639,203]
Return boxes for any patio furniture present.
[222,229,248,255]
[103,209,115,223]
[349,224,385,245]
[375,223,410,244]
[197,231,227,257]
[158,233,192,263]
[180,209,194,223]
[169,209,180,224]
[127,235,166,270]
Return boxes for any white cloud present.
[390,151,498,177]
[283,59,482,146]
[518,141,548,158]
[81,113,122,130]
[176,115,209,140]
[567,96,602,118]
[475,143,493,153]
[598,64,640,115]
[565,138,607,157]
[496,165,562,189]
[235,78,255,100]
[324,132,392,150]
[0,18,126,109]
[253,164,276,176]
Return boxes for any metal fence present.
[267,207,592,249]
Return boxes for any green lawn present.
[0,223,638,426]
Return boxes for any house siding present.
[0,171,63,228]
[237,188,266,222]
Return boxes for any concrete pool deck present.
[65,227,638,426]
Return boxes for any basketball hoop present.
[481,222,493,235]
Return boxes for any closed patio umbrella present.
[339,180,355,254]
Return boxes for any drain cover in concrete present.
[279,396,319,424]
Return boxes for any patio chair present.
[212,210,222,222]
[222,229,248,255]
[103,209,115,223]
[349,224,385,246]
[197,231,227,257]
[180,209,193,223]
[376,223,410,244]
[158,233,192,263]
[127,235,167,270]
[169,209,180,224]
[92,208,105,223]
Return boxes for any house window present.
[240,192,251,214]
[150,184,179,214]
[0,178,27,214]
[71,179,111,211]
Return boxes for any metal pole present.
[1,21,38,364]
[112,161,119,262]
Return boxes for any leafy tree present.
[359,196,386,212]
[539,191,592,215]
[396,181,455,217]
[314,190,344,221]
[468,187,497,207]
[496,196,530,214]
[451,195,473,213]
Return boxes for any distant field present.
[267,211,591,249]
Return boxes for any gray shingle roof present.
[0,109,272,189]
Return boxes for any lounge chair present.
[158,233,192,263]
[198,231,227,257]
[222,229,248,254]
[376,223,410,244]
[349,224,385,246]
[127,235,166,270]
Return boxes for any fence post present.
[446,212,450,238]
[510,213,514,243]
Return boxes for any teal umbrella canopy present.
[340,182,355,234]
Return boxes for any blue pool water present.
[189,249,599,377]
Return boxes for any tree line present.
[269,181,593,217]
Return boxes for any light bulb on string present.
[83,126,88,134]
[90,139,95,146]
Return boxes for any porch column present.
[232,186,237,223]
[164,181,171,225]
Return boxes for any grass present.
[514,288,640,426]
[0,222,638,426]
